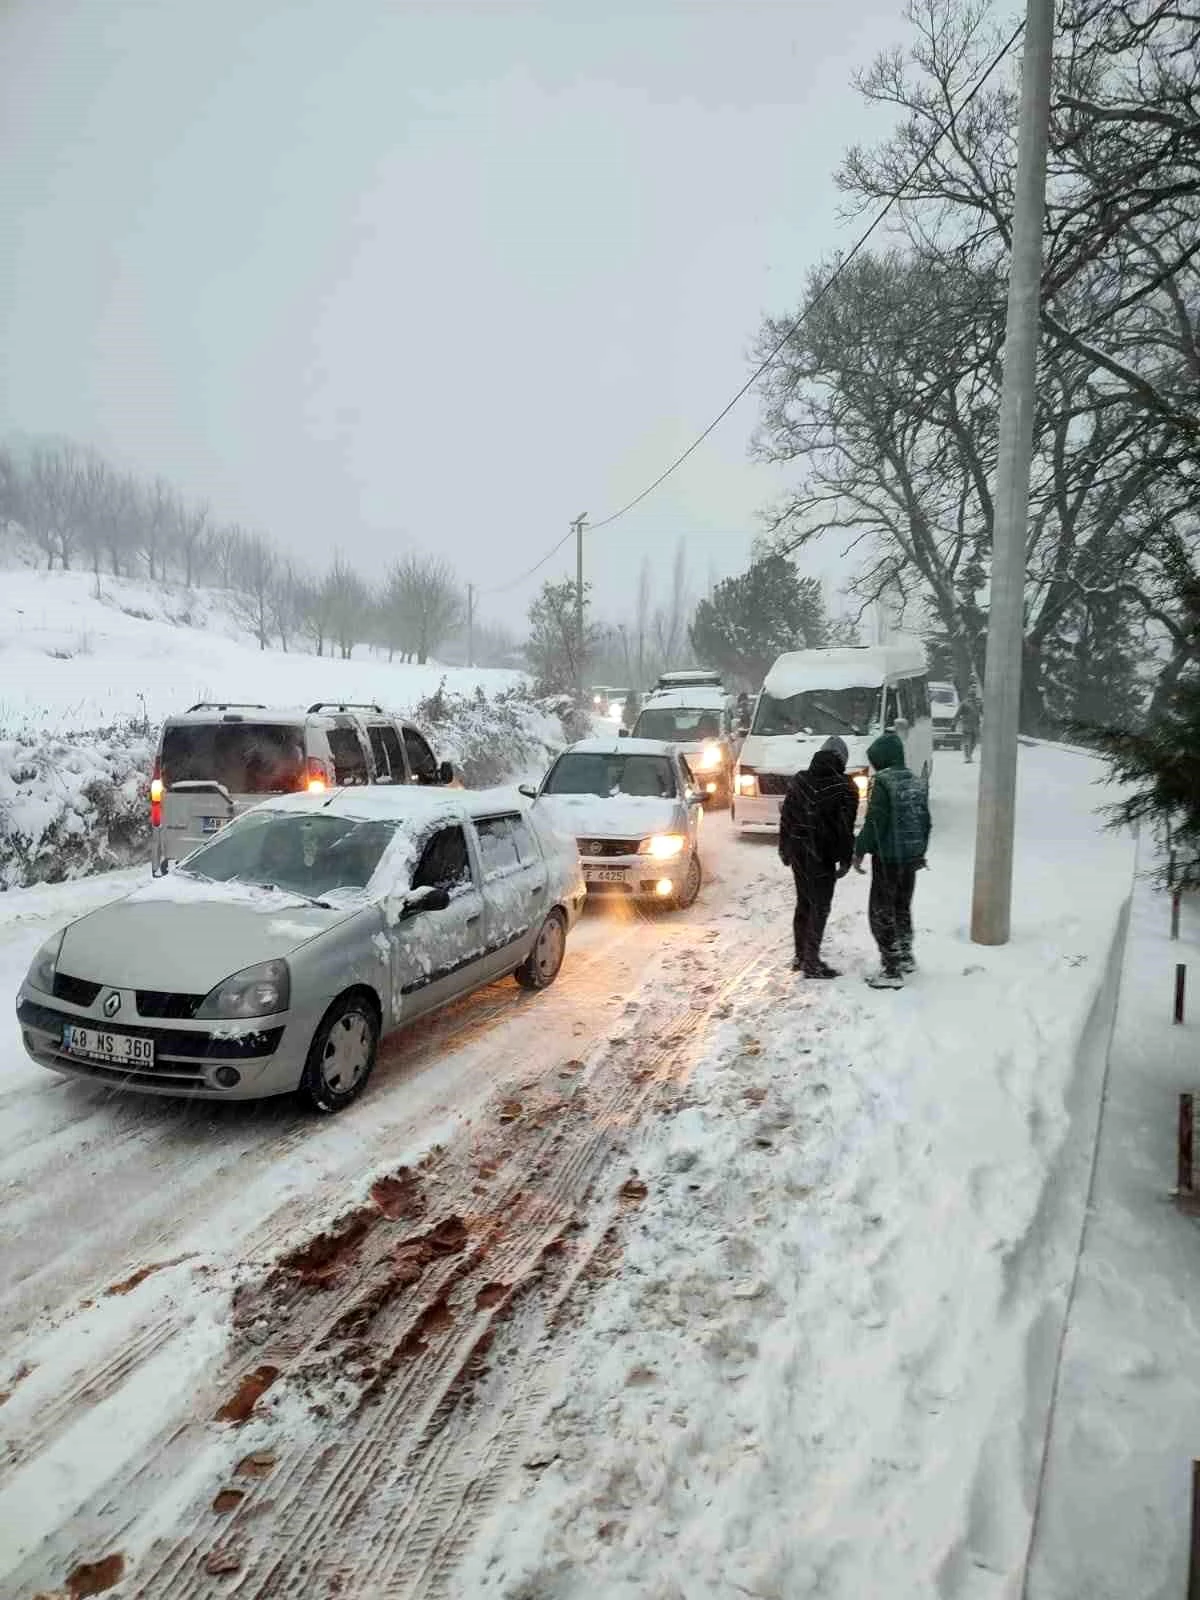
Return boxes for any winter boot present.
[866,969,904,990]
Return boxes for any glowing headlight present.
[196,959,291,1020]
[735,770,759,797]
[697,741,723,771]
[639,833,686,860]
[851,770,870,796]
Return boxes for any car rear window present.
[161,722,306,796]
[633,707,723,741]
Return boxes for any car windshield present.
[544,752,677,799]
[633,707,723,742]
[161,722,306,795]
[752,686,881,738]
[930,687,957,706]
[180,811,397,898]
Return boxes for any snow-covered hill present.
[0,567,521,735]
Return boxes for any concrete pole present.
[466,582,474,669]
[970,0,1055,946]
[573,513,588,704]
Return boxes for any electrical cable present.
[480,18,1026,594]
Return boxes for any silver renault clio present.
[16,786,585,1112]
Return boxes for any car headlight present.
[851,769,870,796]
[697,742,723,771]
[735,770,759,797]
[639,833,686,860]
[27,930,64,993]
[196,959,291,1019]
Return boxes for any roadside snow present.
[459,745,1137,1599]
[1025,848,1200,1599]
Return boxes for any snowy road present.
[0,810,785,1595]
[0,750,1137,1599]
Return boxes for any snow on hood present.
[744,732,877,776]
[534,793,680,840]
[57,874,360,994]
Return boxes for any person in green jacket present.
[853,731,931,988]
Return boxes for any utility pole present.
[466,582,474,669]
[970,0,1055,947]
[572,512,588,703]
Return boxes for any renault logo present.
[102,991,122,1019]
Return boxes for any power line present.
[481,18,1026,595]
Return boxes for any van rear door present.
[159,720,306,861]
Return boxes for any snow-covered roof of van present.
[763,645,927,696]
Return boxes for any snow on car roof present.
[565,737,677,756]
[762,645,927,696]
[258,785,529,824]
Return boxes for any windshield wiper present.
[809,702,861,734]
[256,883,335,909]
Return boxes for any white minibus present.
[732,644,933,834]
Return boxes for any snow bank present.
[458,745,1136,1598]
[0,566,522,734]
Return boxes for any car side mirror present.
[437,761,454,785]
[518,783,538,800]
[617,726,630,738]
[737,724,750,739]
[893,716,911,737]
[401,884,452,919]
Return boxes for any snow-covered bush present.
[412,682,574,788]
[0,724,153,890]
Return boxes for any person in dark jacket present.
[779,735,858,977]
[955,696,980,762]
[853,731,932,988]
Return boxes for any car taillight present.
[305,757,330,793]
[150,763,162,828]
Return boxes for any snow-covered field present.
[0,743,1158,1599]
[0,566,521,734]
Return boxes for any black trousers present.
[792,863,836,969]
[868,859,918,974]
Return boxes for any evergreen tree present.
[1085,546,1200,886]
[689,554,826,688]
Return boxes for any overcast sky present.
[2,0,908,628]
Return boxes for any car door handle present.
[466,913,481,925]
[531,883,546,896]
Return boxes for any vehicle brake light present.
[150,762,162,828]
[304,757,331,793]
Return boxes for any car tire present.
[299,991,380,1114]
[515,909,567,991]
[673,852,702,909]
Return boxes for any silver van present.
[150,701,454,872]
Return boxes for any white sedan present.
[525,737,704,908]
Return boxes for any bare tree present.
[228,530,277,650]
[174,497,209,588]
[23,441,85,570]
[269,562,305,654]
[383,554,464,665]
[323,556,370,659]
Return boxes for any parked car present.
[150,700,454,872]
[733,643,934,835]
[17,787,584,1112]
[626,682,734,806]
[525,737,704,908]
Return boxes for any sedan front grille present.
[137,989,206,1020]
[17,1000,284,1061]
[52,972,103,1007]
[577,838,642,858]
